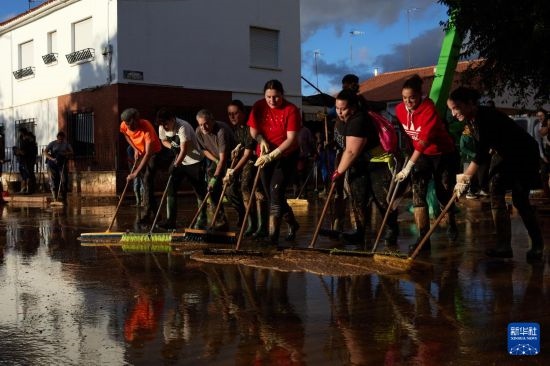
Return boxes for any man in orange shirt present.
[120,108,162,225]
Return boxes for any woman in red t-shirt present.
[394,75,459,253]
[248,80,301,246]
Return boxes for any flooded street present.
[0,196,549,365]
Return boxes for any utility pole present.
[313,50,321,88]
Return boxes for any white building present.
[0,0,301,175]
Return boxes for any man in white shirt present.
[156,108,207,230]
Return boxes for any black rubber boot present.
[282,210,300,241]
[259,215,280,247]
[383,210,399,247]
[252,200,267,239]
[486,207,513,258]
[446,210,459,241]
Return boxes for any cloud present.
[300,0,438,42]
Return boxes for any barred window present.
[67,111,94,158]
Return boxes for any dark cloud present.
[300,0,438,42]
[302,27,445,95]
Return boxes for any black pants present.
[261,153,297,218]
[167,161,207,219]
[411,152,459,209]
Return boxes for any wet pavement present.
[0,193,549,365]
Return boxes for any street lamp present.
[407,7,419,68]
[349,30,364,65]
[313,49,322,88]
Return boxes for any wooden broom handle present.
[107,159,138,232]
[409,191,458,260]
[235,166,262,250]
[309,181,336,249]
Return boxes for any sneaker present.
[466,192,478,200]
[485,248,513,258]
[478,190,489,197]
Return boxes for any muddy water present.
[0,199,549,365]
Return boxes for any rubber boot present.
[340,203,367,245]
[252,200,267,239]
[158,197,177,230]
[194,198,208,229]
[409,207,431,254]
[266,214,281,246]
[446,209,459,241]
[282,210,300,241]
[486,207,513,258]
[517,205,544,261]
[383,210,399,247]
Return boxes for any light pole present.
[349,30,364,65]
[407,7,419,68]
[313,49,321,88]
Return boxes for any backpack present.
[367,111,398,153]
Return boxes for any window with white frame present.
[48,31,57,53]
[72,17,92,52]
[19,40,34,69]
[250,27,279,69]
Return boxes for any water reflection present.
[0,202,548,365]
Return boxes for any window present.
[72,17,92,52]
[15,119,36,142]
[250,27,279,68]
[19,40,34,69]
[67,111,94,158]
[48,31,57,53]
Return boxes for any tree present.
[439,0,550,106]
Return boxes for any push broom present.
[181,151,243,243]
[79,160,139,242]
[202,166,265,256]
[119,170,174,250]
[373,191,459,272]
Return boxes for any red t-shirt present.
[120,119,162,155]
[395,98,455,155]
[247,99,301,155]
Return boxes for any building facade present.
[0,0,301,190]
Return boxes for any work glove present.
[170,142,180,155]
[208,176,219,192]
[331,169,343,182]
[231,143,242,161]
[394,160,415,182]
[454,174,471,197]
[256,135,270,156]
[254,148,281,167]
[223,168,234,185]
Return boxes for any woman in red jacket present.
[394,74,459,253]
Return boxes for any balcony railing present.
[42,53,58,65]
[13,66,35,80]
[65,48,95,64]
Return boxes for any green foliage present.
[439,0,550,106]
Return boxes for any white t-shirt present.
[159,118,204,165]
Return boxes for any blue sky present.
[1,0,450,96]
